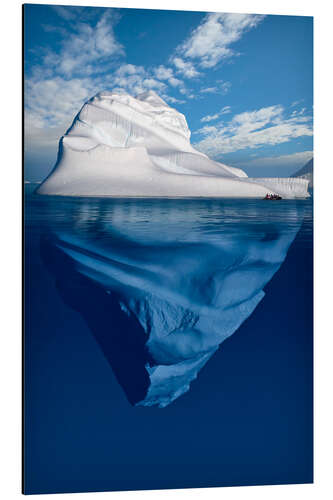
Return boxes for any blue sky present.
[24,4,313,181]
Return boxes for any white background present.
[0,0,332,498]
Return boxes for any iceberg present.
[37,90,309,198]
[292,158,313,188]
[41,199,304,407]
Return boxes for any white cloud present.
[291,99,304,108]
[195,105,313,156]
[177,13,265,69]
[200,105,232,122]
[113,64,167,95]
[220,105,231,114]
[25,77,99,128]
[200,81,231,95]
[200,87,218,94]
[196,125,219,136]
[115,63,144,77]
[153,65,184,89]
[25,10,126,133]
[154,65,174,80]
[220,81,231,94]
[49,11,124,77]
[163,95,186,104]
[142,78,166,91]
[171,57,200,78]
[168,76,182,88]
[200,113,220,123]
[237,151,313,169]
[52,5,78,21]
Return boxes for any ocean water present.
[24,184,313,494]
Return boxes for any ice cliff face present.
[37,90,309,198]
[41,200,304,407]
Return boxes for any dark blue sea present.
[24,184,313,494]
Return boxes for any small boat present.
[263,193,282,200]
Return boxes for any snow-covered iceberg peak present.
[37,90,309,198]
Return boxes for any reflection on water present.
[25,192,312,407]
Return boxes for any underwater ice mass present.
[37,90,309,199]
[41,200,304,408]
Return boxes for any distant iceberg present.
[37,90,309,198]
[292,158,313,188]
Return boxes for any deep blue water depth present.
[24,185,313,494]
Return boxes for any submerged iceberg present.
[41,199,304,407]
[37,90,309,198]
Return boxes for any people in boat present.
[264,193,282,200]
